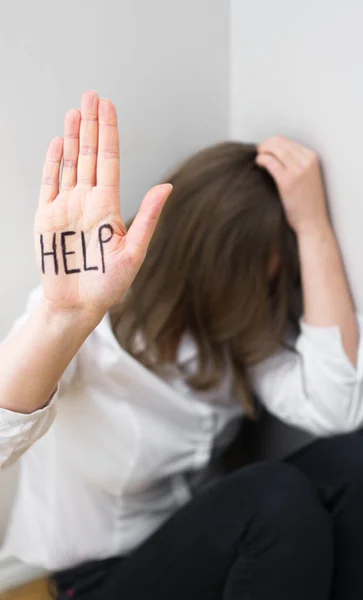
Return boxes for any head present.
[110,141,301,418]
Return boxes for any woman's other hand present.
[255,135,328,235]
[256,134,359,367]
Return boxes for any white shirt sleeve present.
[0,284,77,469]
[249,314,363,436]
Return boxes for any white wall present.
[0,0,230,548]
[231,0,363,311]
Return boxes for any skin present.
[256,135,359,367]
[0,90,172,413]
[0,101,357,415]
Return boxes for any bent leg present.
[94,461,333,600]
[287,431,363,600]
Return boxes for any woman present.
[1,89,363,600]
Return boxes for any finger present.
[274,136,316,167]
[281,137,314,162]
[258,136,301,170]
[39,136,63,206]
[61,109,81,191]
[77,90,99,187]
[96,99,120,190]
[255,152,285,184]
[264,136,319,169]
[125,184,173,267]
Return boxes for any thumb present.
[125,183,173,267]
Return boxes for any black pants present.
[52,431,363,600]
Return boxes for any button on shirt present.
[1,284,363,571]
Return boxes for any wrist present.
[294,216,333,240]
[296,219,338,265]
[37,297,103,340]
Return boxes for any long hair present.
[110,141,301,418]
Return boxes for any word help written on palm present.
[34,90,172,319]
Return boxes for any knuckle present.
[270,134,284,145]
[98,183,120,192]
[99,149,119,160]
[79,144,97,156]
[99,120,117,128]
[77,177,93,186]
[81,113,98,122]
[63,159,77,168]
[42,176,57,186]
[61,180,74,190]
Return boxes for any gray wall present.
[0,0,230,544]
[230,0,363,311]
[230,0,363,457]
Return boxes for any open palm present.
[34,90,172,318]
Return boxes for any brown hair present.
[110,141,301,418]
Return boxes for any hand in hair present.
[35,90,172,323]
[255,135,328,235]
[256,134,358,367]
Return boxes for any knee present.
[293,432,363,522]
[229,461,329,536]
[306,432,363,483]
[328,431,363,474]
[199,461,332,567]
[325,432,363,499]
[249,461,320,518]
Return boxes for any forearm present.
[297,220,359,367]
[0,298,100,414]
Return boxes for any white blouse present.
[1,284,363,572]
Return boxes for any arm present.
[0,298,97,414]
[251,135,362,435]
[297,222,358,367]
[256,135,358,367]
[249,330,363,436]
[0,90,171,467]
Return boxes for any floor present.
[0,579,51,600]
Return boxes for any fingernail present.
[99,98,113,115]
[159,183,173,194]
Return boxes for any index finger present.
[258,135,312,167]
[257,136,300,170]
[96,98,120,190]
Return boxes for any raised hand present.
[256,135,359,366]
[255,135,328,235]
[34,90,172,320]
